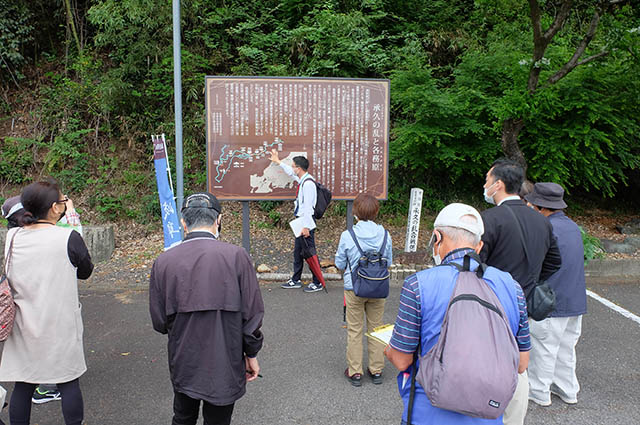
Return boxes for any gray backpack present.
[408,253,519,422]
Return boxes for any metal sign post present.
[242,201,251,254]
[172,0,184,220]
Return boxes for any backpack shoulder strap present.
[503,204,530,262]
[347,228,365,256]
[440,252,487,278]
[3,229,20,276]
[379,230,388,255]
[407,340,421,425]
[462,251,487,278]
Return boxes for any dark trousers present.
[292,229,321,284]
[172,391,234,425]
[10,379,83,425]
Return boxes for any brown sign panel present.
[205,77,389,200]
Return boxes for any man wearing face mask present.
[385,203,531,425]
[479,158,562,425]
[149,193,264,425]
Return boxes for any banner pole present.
[161,134,176,198]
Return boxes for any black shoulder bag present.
[504,205,556,321]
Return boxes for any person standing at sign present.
[269,149,325,293]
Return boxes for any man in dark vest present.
[149,192,264,425]
[480,158,562,425]
[525,183,587,406]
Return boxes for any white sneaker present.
[528,395,551,407]
[303,282,323,293]
[551,385,578,404]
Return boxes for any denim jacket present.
[335,220,393,291]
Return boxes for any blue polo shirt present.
[389,248,530,425]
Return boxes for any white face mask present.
[483,181,497,204]
[431,237,442,265]
[432,248,442,265]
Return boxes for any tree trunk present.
[501,118,527,171]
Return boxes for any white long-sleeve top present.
[279,162,316,223]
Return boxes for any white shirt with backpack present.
[279,162,316,223]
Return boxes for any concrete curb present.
[255,259,640,284]
[584,258,640,278]
[0,225,115,263]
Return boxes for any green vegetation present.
[581,226,605,265]
[0,0,638,225]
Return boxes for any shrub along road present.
[0,277,638,424]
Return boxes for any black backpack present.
[302,178,332,219]
[347,228,391,298]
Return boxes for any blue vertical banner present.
[152,134,182,250]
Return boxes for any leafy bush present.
[0,1,33,82]
[0,137,40,184]
[580,226,605,265]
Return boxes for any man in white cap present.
[385,203,531,425]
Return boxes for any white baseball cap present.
[433,203,484,237]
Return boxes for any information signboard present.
[205,77,389,200]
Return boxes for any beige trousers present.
[503,370,529,425]
[345,290,386,376]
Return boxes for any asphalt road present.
[0,277,638,424]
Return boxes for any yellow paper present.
[365,324,394,345]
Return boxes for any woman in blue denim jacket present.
[335,193,393,387]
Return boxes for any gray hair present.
[436,214,481,246]
[182,207,219,230]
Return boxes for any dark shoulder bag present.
[504,205,556,321]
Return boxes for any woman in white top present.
[1,179,93,425]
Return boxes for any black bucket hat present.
[525,183,567,209]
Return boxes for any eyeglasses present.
[56,197,69,204]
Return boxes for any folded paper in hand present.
[289,216,316,238]
[366,324,394,345]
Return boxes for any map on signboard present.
[250,151,306,193]
[206,77,390,200]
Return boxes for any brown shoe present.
[344,368,362,387]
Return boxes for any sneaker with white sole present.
[303,282,323,293]
[281,279,302,289]
[528,394,551,407]
[32,387,61,404]
[550,385,578,404]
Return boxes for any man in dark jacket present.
[525,183,587,407]
[149,192,264,425]
[480,158,562,425]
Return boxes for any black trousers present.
[292,229,321,284]
[10,379,83,425]
[172,391,234,425]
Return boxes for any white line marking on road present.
[587,289,640,326]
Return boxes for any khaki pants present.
[345,290,385,376]
[503,370,529,425]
